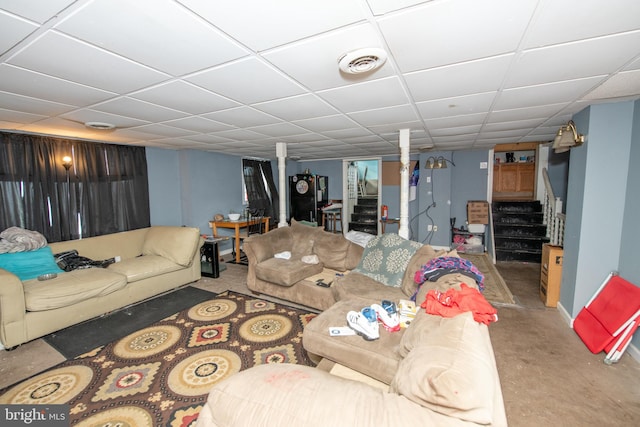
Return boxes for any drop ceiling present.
[1,0,639,159]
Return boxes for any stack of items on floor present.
[197,228,507,427]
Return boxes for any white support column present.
[398,129,410,239]
[276,142,288,228]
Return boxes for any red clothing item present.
[421,283,498,325]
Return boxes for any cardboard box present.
[467,201,489,224]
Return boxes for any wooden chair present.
[233,209,265,264]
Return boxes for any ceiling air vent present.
[84,121,116,131]
[338,48,387,74]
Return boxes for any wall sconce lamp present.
[425,156,455,169]
[552,120,584,153]
[62,156,72,171]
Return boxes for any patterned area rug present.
[461,253,516,305]
[0,291,317,426]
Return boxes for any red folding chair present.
[573,272,640,364]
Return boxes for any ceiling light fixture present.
[338,48,387,74]
[84,121,116,131]
[552,120,584,153]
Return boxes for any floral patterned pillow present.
[353,233,422,287]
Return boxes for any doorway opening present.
[342,158,381,235]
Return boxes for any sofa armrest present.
[0,269,27,346]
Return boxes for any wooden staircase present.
[349,198,378,235]
[493,200,549,262]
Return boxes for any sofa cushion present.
[331,272,407,303]
[390,312,495,425]
[312,231,353,271]
[352,233,422,288]
[0,246,64,281]
[400,245,440,297]
[23,268,127,311]
[290,219,319,258]
[255,257,324,287]
[107,255,183,282]
[303,298,404,385]
[141,226,200,267]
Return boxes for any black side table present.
[201,238,228,278]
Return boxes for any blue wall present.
[560,100,639,352]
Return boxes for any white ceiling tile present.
[203,107,281,127]
[254,94,339,121]
[56,0,249,76]
[9,32,170,93]
[92,97,188,122]
[507,32,640,88]
[366,0,432,15]
[0,64,115,106]
[430,124,482,137]
[130,123,199,138]
[524,0,640,49]
[210,128,268,141]
[248,122,309,137]
[366,121,423,134]
[582,69,640,101]
[495,77,604,110]
[0,0,76,23]
[0,107,46,123]
[0,91,75,116]
[348,104,418,126]
[178,0,366,51]
[424,113,487,129]
[405,55,513,102]
[163,116,234,133]
[132,81,240,115]
[0,10,38,54]
[488,103,569,123]
[318,77,409,112]
[323,128,374,139]
[58,109,149,128]
[263,23,394,91]
[416,92,497,119]
[187,57,305,104]
[483,118,546,132]
[379,0,538,72]
[293,115,360,133]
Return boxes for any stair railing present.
[542,168,565,246]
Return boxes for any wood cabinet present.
[493,163,535,200]
[540,244,563,307]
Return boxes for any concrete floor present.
[1,260,639,426]
[491,261,640,426]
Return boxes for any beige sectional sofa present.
[0,225,203,348]
[242,219,364,310]
[197,231,507,426]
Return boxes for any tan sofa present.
[242,220,363,311]
[0,226,203,348]
[197,233,507,426]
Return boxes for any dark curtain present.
[242,158,279,221]
[0,131,150,242]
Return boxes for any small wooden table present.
[380,218,400,234]
[209,217,270,264]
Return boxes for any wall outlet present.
[480,161,488,169]
[428,225,438,232]
[433,225,438,232]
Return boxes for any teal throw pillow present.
[353,233,422,287]
[0,246,64,281]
